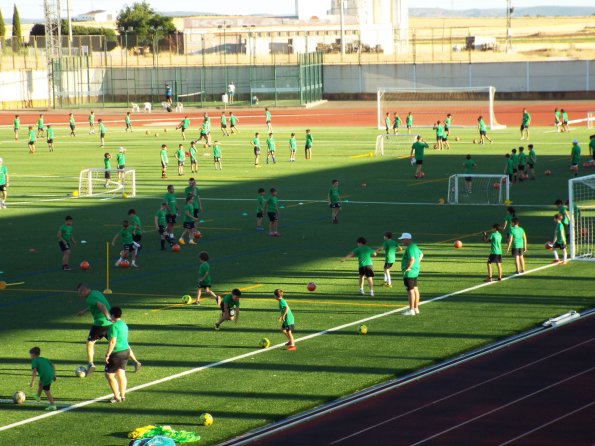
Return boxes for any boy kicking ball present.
[342,237,377,296]
[482,224,503,282]
[215,289,241,330]
[29,347,57,411]
[112,220,138,268]
[274,289,295,350]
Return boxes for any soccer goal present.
[447,174,509,205]
[374,134,416,156]
[376,86,506,131]
[587,111,595,129]
[78,169,136,198]
[568,173,595,260]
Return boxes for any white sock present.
[553,251,559,261]
[383,272,388,281]
[387,274,391,285]
[563,251,567,262]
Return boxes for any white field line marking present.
[0,261,561,433]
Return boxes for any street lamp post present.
[119,26,133,105]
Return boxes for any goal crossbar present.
[78,168,136,197]
[448,174,510,205]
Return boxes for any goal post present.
[78,169,136,198]
[585,111,595,129]
[447,174,510,205]
[568,173,595,260]
[377,86,506,131]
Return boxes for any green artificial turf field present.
[0,117,594,445]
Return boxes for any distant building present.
[73,10,116,23]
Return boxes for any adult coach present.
[0,157,9,209]
[410,135,428,179]
[228,82,235,103]
[165,84,173,105]
[399,233,423,316]
[105,307,134,403]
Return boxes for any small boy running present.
[463,154,477,193]
[506,217,527,274]
[13,114,20,140]
[264,188,280,237]
[256,187,266,232]
[29,347,57,411]
[266,133,277,164]
[328,179,341,224]
[551,213,568,264]
[482,224,503,282]
[125,112,132,132]
[376,231,397,288]
[444,113,452,137]
[527,144,537,180]
[220,112,229,136]
[154,202,170,250]
[112,220,138,268]
[289,132,297,162]
[104,307,134,404]
[215,289,241,330]
[406,112,413,134]
[189,140,198,173]
[274,289,296,350]
[175,144,185,176]
[251,132,261,167]
[342,237,377,296]
[410,135,428,179]
[69,113,76,136]
[477,115,492,144]
[160,144,168,179]
[265,108,272,132]
[213,141,222,170]
[229,112,238,134]
[128,208,142,258]
[179,196,199,245]
[37,114,45,137]
[196,251,220,305]
[28,126,36,154]
[98,119,106,148]
[305,129,313,160]
[46,125,55,152]
[88,111,95,134]
[57,215,75,271]
[177,116,190,141]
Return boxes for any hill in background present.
[410,6,595,18]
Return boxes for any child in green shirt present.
[13,114,20,141]
[46,125,55,152]
[29,346,57,411]
[196,251,220,305]
[28,125,36,154]
[98,119,106,148]
[263,188,280,236]
[215,289,241,329]
[154,202,169,251]
[274,289,296,350]
[376,231,398,288]
[213,141,222,170]
[328,179,341,224]
[482,223,503,282]
[305,129,313,160]
[69,113,76,136]
[342,236,377,296]
[256,187,266,232]
[179,196,198,245]
[551,213,568,264]
[125,112,132,132]
[111,220,138,268]
[506,217,527,274]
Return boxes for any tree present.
[12,3,22,51]
[0,9,6,43]
[116,1,175,46]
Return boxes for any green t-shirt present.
[385,116,390,127]
[164,192,177,214]
[489,231,502,255]
[221,115,227,126]
[47,128,54,139]
[125,115,131,125]
[265,111,271,122]
[518,152,526,166]
[589,139,595,155]
[69,116,75,126]
[213,144,221,157]
[511,153,518,166]
[329,186,340,204]
[505,158,514,174]
[352,245,375,268]
[479,119,486,132]
[37,117,44,128]
[406,115,413,126]
[104,157,111,170]
[107,320,129,353]
[176,148,185,162]
[393,115,401,126]
[555,110,561,121]
[555,222,566,244]
[464,159,476,174]
[266,195,278,213]
[522,112,531,126]
[571,145,581,164]
[289,137,296,150]
[13,117,19,129]
[257,195,265,212]
[183,203,195,222]
[31,357,54,385]
[279,298,294,325]
[99,123,106,134]
[0,166,7,186]
[182,118,190,129]
[401,243,422,278]
[562,112,568,121]
[230,115,237,125]
[130,214,142,235]
[222,293,239,309]
[86,290,111,327]
[510,226,525,249]
[411,141,428,160]
[504,214,513,234]
[88,114,94,124]
[445,117,451,127]
[266,137,275,151]
[160,149,168,164]
[199,262,212,286]
[558,205,569,225]
[252,137,260,148]
[116,152,125,166]
[119,226,133,245]
[189,146,197,161]
[28,130,35,142]
[383,239,397,264]
[60,223,73,242]
[155,208,167,226]
[435,124,444,138]
[528,149,536,164]
[305,133,313,147]
[184,185,200,210]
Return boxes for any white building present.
[73,10,116,23]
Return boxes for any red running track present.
[244,315,595,446]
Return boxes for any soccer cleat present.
[178,238,185,245]
[484,278,493,282]
[370,290,375,297]
[382,283,392,288]
[287,345,296,351]
[189,240,197,245]
[131,262,138,268]
[414,308,420,315]
[359,289,365,296]
[114,261,121,267]
[109,397,122,404]
[62,265,72,271]
[402,309,416,316]
[134,362,142,373]
[551,259,561,264]
[214,323,220,331]
[45,405,57,411]
[34,395,41,402]
[86,364,95,376]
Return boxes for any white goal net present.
[447,174,510,205]
[377,86,506,131]
[78,169,136,197]
[568,173,595,260]
[374,134,416,156]
[586,111,595,129]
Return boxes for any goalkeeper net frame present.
[568,173,595,260]
[78,169,136,198]
[376,86,506,131]
[447,174,510,205]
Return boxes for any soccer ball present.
[419,171,425,178]
[72,190,79,197]
[75,366,87,378]
[472,139,477,144]
[545,241,554,250]
[120,260,130,268]
[229,308,236,319]
[438,198,445,204]
[0,281,6,290]
[199,413,214,426]
[307,282,316,292]
[493,182,500,190]
[164,128,168,133]
[122,192,128,199]
[182,294,193,304]
[358,324,368,335]
[410,157,416,166]
[455,136,460,141]
[80,261,90,270]
[504,199,512,205]
[454,240,463,249]
[361,183,367,187]
[145,130,149,135]
[13,391,26,405]
[259,338,271,349]
[433,144,438,149]
[172,244,181,252]
[194,231,202,239]
[544,169,552,176]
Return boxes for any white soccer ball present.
[410,157,416,166]
[75,366,87,378]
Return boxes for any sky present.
[2,0,594,20]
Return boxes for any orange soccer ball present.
[544,169,552,176]
[545,241,554,250]
[307,282,316,292]
[194,231,202,239]
[120,260,130,268]
[172,244,181,252]
[80,261,90,270]
[493,182,500,189]
[454,240,463,249]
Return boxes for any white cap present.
[398,232,412,240]
[572,139,578,144]
[119,147,124,152]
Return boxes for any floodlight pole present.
[340,0,346,55]
[506,0,513,53]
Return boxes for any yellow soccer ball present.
[358,324,368,335]
[199,413,214,426]
[259,338,271,349]
[182,294,193,305]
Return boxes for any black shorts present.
[199,281,212,290]
[221,124,227,129]
[479,130,486,136]
[282,322,295,331]
[254,147,261,155]
[166,214,176,224]
[520,125,529,131]
[38,127,43,131]
[133,234,141,244]
[58,241,71,251]
[384,262,394,269]
[511,247,524,256]
[118,165,125,170]
[465,176,473,182]
[518,165,525,171]
[105,349,130,374]
[183,221,195,229]
[0,185,6,192]
[554,242,566,249]
[407,124,412,129]
[191,159,197,164]
[214,157,221,162]
[528,162,535,168]
[487,254,502,264]
[445,126,450,132]
[193,208,199,218]
[403,277,418,291]
[47,139,53,144]
[305,145,312,150]
[87,325,110,342]
[157,225,165,235]
[161,162,167,169]
[256,211,263,218]
[123,243,134,252]
[441,137,448,142]
[41,383,52,391]
[358,266,374,278]
[512,168,518,173]
[416,160,423,165]
[100,133,105,138]
[178,161,184,166]
[28,141,35,145]
[267,212,278,222]
[330,203,341,209]
[393,125,399,129]
[104,171,111,179]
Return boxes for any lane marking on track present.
[0,261,563,433]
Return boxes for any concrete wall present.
[323,60,594,95]
[0,69,49,109]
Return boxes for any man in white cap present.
[399,232,423,316]
[570,139,581,177]
[0,158,8,209]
